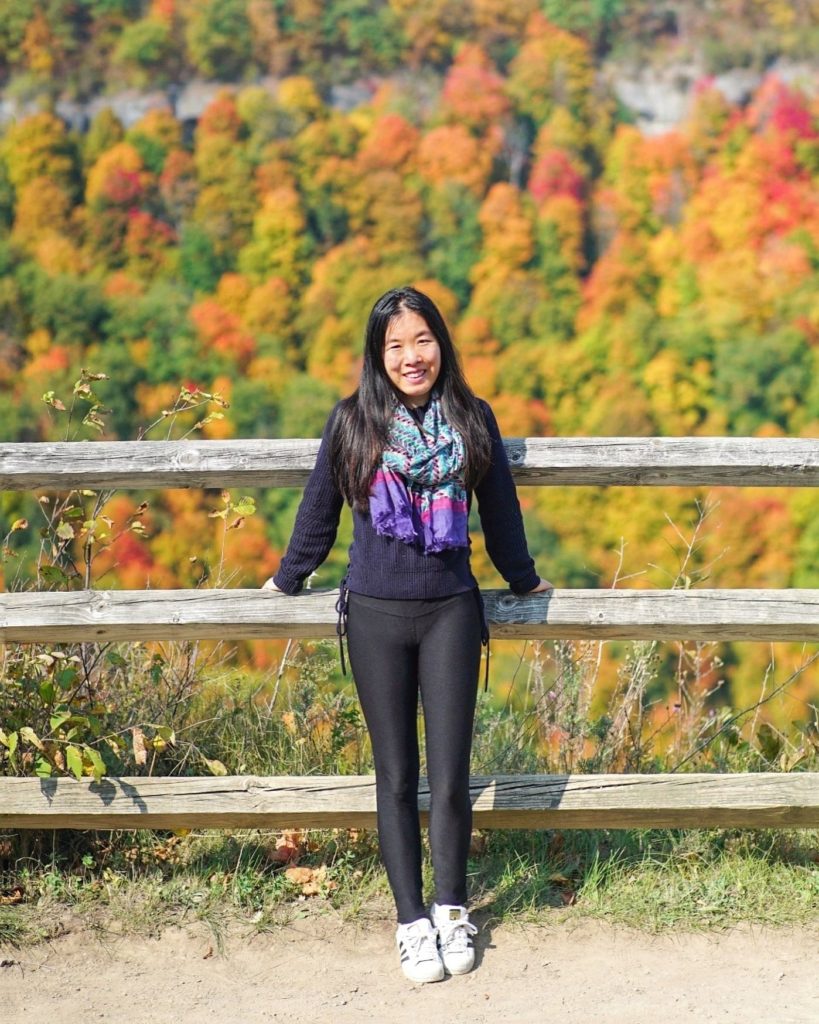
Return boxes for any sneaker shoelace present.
[402,923,440,963]
[438,916,478,953]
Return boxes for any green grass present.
[469,827,819,931]
[0,907,30,945]
[1,824,817,948]
[2,634,818,949]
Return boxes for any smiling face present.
[382,307,442,408]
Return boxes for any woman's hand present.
[261,577,283,592]
[528,577,554,593]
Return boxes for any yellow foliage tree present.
[85,142,149,206]
[387,0,470,67]
[12,177,72,250]
[417,123,496,197]
[238,186,312,287]
[506,12,595,132]
[3,112,75,194]
[22,9,59,77]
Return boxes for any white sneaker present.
[431,903,478,975]
[395,918,445,983]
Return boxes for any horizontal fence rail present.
[3,588,819,643]
[1,773,817,830]
[3,437,819,490]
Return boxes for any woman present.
[263,286,550,983]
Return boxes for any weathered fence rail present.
[2,436,818,831]
[3,774,817,830]
[3,588,819,643]
[2,436,819,489]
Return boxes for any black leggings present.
[346,589,482,924]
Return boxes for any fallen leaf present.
[469,831,487,857]
[0,887,24,905]
[203,756,228,776]
[284,866,313,885]
[268,840,300,865]
[268,828,304,864]
[284,864,336,896]
[131,727,148,766]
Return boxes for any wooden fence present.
[1,436,818,830]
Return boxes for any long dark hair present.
[332,286,492,511]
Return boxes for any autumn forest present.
[2,1,819,727]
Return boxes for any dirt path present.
[3,914,818,1023]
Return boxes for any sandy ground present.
[3,914,818,1024]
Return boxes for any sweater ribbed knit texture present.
[272,397,539,599]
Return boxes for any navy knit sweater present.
[272,397,539,599]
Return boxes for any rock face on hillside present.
[605,58,819,135]
[606,61,704,136]
[1,59,818,136]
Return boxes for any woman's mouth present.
[404,369,426,381]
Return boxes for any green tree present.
[179,224,225,293]
[0,154,14,230]
[230,376,282,437]
[186,0,254,80]
[113,17,176,87]
[17,263,107,348]
[541,0,625,52]
[277,373,337,437]
[320,0,404,74]
[0,2,37,74]
[81,108,125,172]
[714,326,812,435]
[424,182,481,308]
